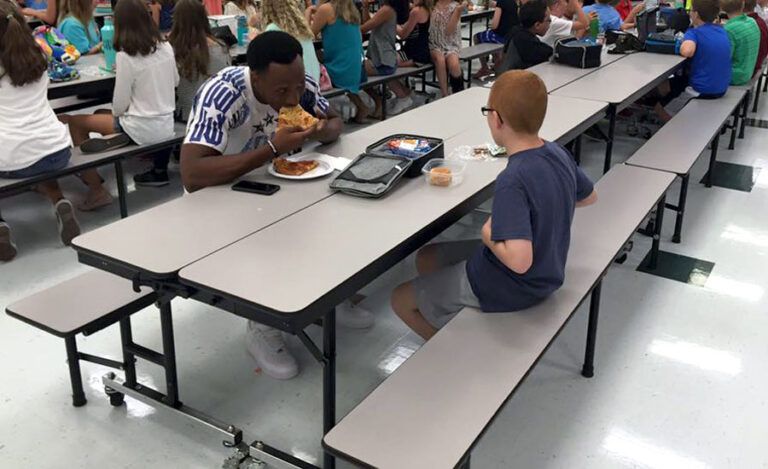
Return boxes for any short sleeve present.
[683,28,697,43]
[551,16,573,36]
[574,167,594,201]
[265,23,280,32]
[60,18,91,54]
[300,75,331,116]
[184,78,238,153]
[490,178,533,242]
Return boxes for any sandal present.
[77,190,113,211]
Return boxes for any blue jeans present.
[0,147,71,179]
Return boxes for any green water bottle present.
[589,17,599,40]
[101,16,116,72]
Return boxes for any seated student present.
[203,0,223,16]
[391,70,597,341]
[149,0,175,33]
[722,0,761,85]
[261,0,320,82]
[134,0,231,187]
[306,0,369,122]
[506,0,553,69]
[472,0,519,78]
[541,0,591,46]
[361,0,413,115]
[582,0,637,32]
[654,0,731,121]
[59,0,102,55]
[745,0,768,76]
[223,0,261,35]
[615,0,632,19]
[0,1,81,262]
[397,0,432,67]
[181,31,373,379]
[22,0,57,25]
[61,0,178,210]
[430,0,466,96]
[756,0,768,23]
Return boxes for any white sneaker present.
[387,95,414,116]
[0,222,17,262]
[54,199,81,246]
[245,321,299,380]
[336,300,375,329]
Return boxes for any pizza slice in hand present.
[277,106,319,131]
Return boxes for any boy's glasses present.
[481,106,502,122]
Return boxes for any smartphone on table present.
[231,180,280,195]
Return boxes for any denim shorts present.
[375,64,397,76]
[0,147,71,179]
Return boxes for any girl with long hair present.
[0,1,81,261]
[61,0,179,207]
[223,0,260,34]
[261,0,320,81]
[430,0,467,96]
[58,0,101,55]
[134,0,231,186]
[397,0,432,66]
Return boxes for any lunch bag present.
[553,37,602,69]
[329,153,412,198]
[33,25,81,64]
[645,32,681,55]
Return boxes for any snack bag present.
[33,25,81,65]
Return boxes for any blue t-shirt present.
[583,3,622,32]
[59,16,101,55]
[466,142,595,313]
[683,23,732,95]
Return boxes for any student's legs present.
[63,113,116,209]
[363,60,384,117]
[388,79,410,99]
[392,282,439,340]
[431,50,449,97]
[447,52,464,94]
[473,32,492,76]
[348,92,370,123]
[0,209,16,262]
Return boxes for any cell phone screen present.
[231,180,281,195]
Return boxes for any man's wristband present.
[267,139,279,156]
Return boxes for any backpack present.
[33,26,81,65]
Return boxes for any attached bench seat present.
[0,122,187,218]
[323,164,676,469]
[6,270,155,406]
[458,43,505,88]
[625,88,746,243]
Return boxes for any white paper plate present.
[268,157,334,180]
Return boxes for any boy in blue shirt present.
[390,71,597,340]
[583,0,622,31]
[655,0,732,121]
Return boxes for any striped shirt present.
[725,14,761,86]
[184,66,329,155]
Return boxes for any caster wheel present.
[672,234,681,244]
[627,125,639,137]
[614,253,628,264]
[642,128,652,139]
[105,387,125,407]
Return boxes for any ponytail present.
[0,5,48,87]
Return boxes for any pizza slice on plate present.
[277,106,319,131]
[273,157,320,176]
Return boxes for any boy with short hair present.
[722,0,761,85]
[507,0,554,68]
[745,0,768,75]
[583,0,622,31]
[655,0,732,121]
[390,70,597,341]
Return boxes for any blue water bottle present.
[237,15,248,46]
[101,16,116,72]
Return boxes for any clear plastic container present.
[422,159,467,187]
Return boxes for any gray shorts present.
[412,240,482,329]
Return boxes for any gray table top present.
[178,94,611,314]
[552,52,686,104]
[527,50,627,92]
[48,54,114,91]
[625,89,747,175]
[321,164,677,469]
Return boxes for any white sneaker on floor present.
[245,321,299,380]
[54,199,81,246]
[387,95,414,116]
[336,300,375,329]
[0,222,17,262]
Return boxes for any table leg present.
[581,281,602,378]
[650,195,666,270]
[753,75,763,113]
[574,135,582,166]
[728,107,738,150]
[119,316,138,387]
[323,308,337,469]
[739,90,749,139]
[64,336,87,407]
[603,105,616,174]
[671,174,688,244]
[159,301,180,407]
[381,83,388,121]
[115,160,128,218]
[706,133,720,188]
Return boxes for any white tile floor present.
[3,88,768,468]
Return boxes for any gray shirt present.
[367,13,397,69]
[176,42,231,122]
